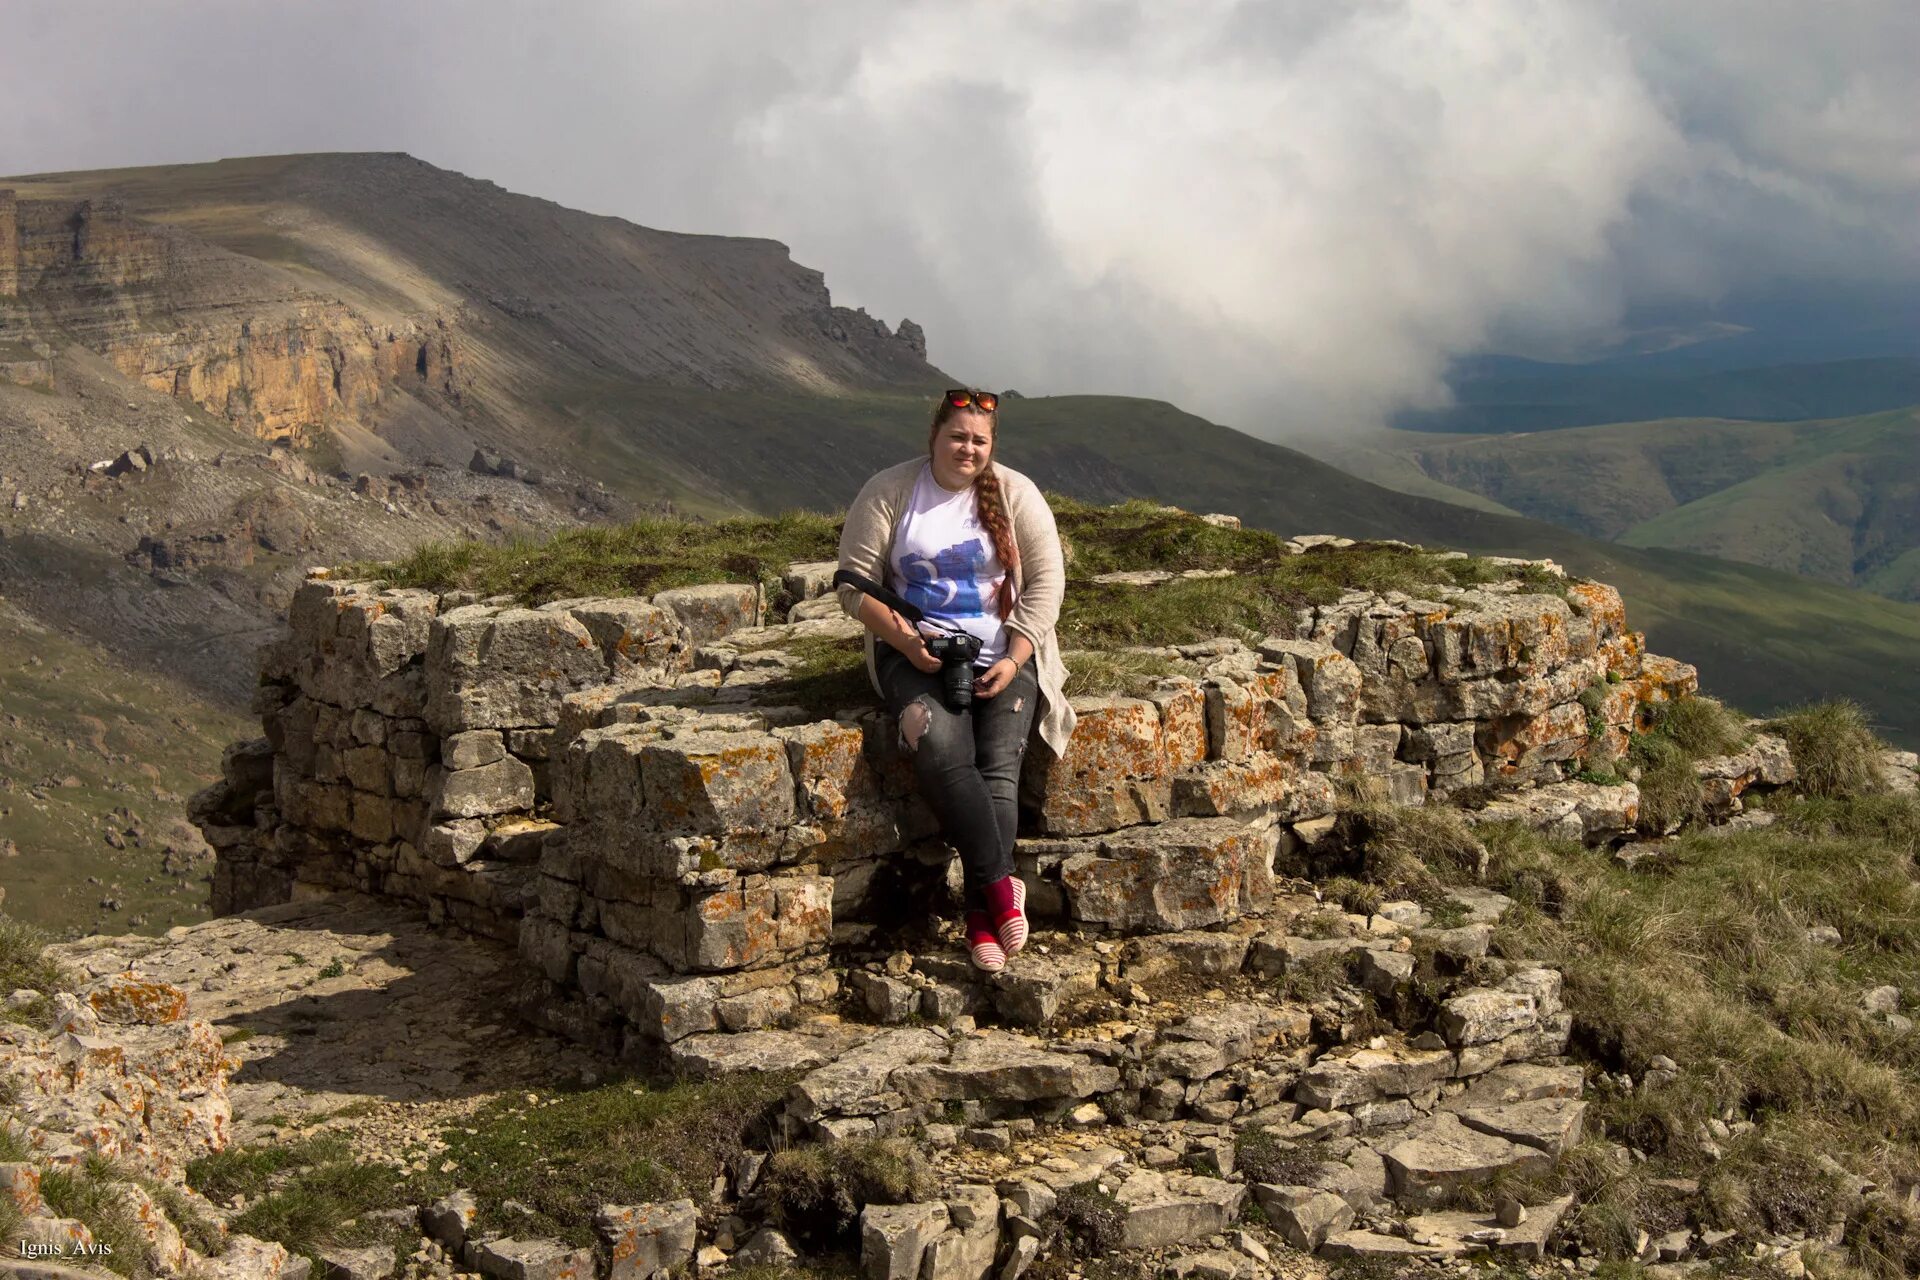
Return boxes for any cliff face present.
[112,304,463,444]
[0,189,16,296]
[0,188,462,442]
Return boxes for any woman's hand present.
[858,594,942,674]
[973,658,1019,698]
[892,613,944,674]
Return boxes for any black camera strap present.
[831,568,966,636]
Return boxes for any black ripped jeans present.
[876,642,1040,910]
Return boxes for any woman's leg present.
[875,645,1011,907]
[972,659,1040,864]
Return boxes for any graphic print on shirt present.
[899,539,989,617]
[888,463,1010,666]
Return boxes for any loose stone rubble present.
[0,537,1802,1278]
[0,962,263,1277]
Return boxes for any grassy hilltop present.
[447,384,1920,747]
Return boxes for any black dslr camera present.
[923,630,984,712]
[833,569,984,713]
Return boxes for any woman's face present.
[930,411,994,489]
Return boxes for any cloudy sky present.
[2,0,1914,435]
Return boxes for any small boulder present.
[421,1189,479,1249]
[1252,1184,1354,1252]
[319,1244,396,1280]
[860,1201,949,1280]
[467,1237,596,1280]
[593,1199,697,1280]
[732,1228,798,1268]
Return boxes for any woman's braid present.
[973,465,1020,619]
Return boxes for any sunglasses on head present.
[945,388,999,413]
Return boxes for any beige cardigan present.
[837,458,1076,758]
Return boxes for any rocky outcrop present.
[171,546,1791,1273]
[194,553,1711,1063]
[0,962,245,1276]
[0,187,17,297]
[110,303,464,445]
[0,976,232,1180]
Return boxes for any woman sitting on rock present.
[837,388,1076,972]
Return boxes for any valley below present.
[1319,407,1920,602]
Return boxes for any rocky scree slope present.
[0,347,601,936]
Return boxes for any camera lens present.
[944,660,973,711]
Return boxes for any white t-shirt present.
[888,462,1010,667]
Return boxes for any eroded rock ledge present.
[189,548,1716,1052]
[7,535,1826,1277]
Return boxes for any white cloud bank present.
[1,0,1914,435]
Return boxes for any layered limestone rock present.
[0,545,1783,1277]
[123,537,1776,1276]
[0,188,464,442]
[7,878,1604,1279]
[198,554,1718,1064]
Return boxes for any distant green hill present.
[1616,409,1920,592]
[1355,407,1920,601]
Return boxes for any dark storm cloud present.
[2,0,1913,435]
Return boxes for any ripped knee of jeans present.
[898,699,934,753]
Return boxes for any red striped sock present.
[985,875,1028,955]
[965,910,1006,972]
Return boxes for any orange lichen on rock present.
[86,973,191,1025]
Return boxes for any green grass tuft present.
[188,1133,344,1205]
[228,1157,404,1261]
[191,1074,797,1256]
[1059,649,1196,699]
[1320,875,1384,917]
[0,913,68,1006]
[1340,798,1489,900]
[427,1073,794,1242]
[37,1158,148,1276]
[344,498,1568,661]
[1772,700,1887,799]
[1656,694,1750,758]
[1277,949,1354,1003]
[1234,1128,1327,1187]
[759,1137,936,1250]
[340,511,844,607]
[1627,730,1704,834]
[137,1174,226,1256]
[1623,694,1753,833]
[1051,1180,1128,1257]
